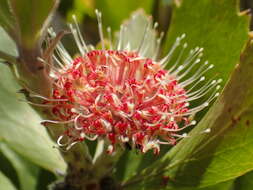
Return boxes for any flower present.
[42,10,221,154]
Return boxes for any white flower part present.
[142,137,160,154]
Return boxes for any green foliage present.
[95,0,154,31]
[164,39,253,187]
[164,0,249,82]
[0,171,17,190]
[0,143,39,190]
[0,27,17,57]
[0,64,66,172]
[8,0,58,48]
[67,0,95,21]
[0,0,16,35]
[165,180,234,190]
[235,171,253,190]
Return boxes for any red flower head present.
[43,10,221,154]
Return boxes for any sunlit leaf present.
[0,27,18,57]
[166,180,234,190]
[163,0,248,82]
[0,171,17,190]
[0,64,66,173]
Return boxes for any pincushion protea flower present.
[40,10,221,155]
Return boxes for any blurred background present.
[54,0,173,56]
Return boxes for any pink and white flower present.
[41,10,221,154]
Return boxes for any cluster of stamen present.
[37,11,222,154]
[48,49,195,154]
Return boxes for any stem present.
[93,140,123,180]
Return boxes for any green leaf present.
[115,151,143,181]
[36,169,56,190]
[234,171,253,190]
[0,143,39,190]
[163,0,249,82]
[123,38,253,189]
[0,0,16,36]
[0,64,66,173]
[0,148,19,188]
[8,0,59,47]
[0,27,18,57]
[67,0,95,21]
[166,180,234,190]
[197,180,234,190]
[0,171,17,190]
[95,0,154,31]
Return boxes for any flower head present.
[43,10,221,154]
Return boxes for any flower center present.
[50,50,190,154]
